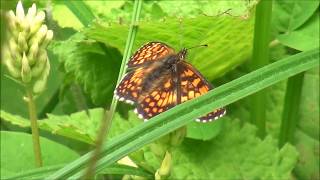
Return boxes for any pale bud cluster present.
[2,1,53,94]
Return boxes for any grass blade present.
[250,0,273,137]
[47,49,319,179]
[279,72,305,147]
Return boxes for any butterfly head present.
[178,48,188,61]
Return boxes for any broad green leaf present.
[52,3,83,30]
[273,0,319,32]
[277,11,319,51]
[47,49,319,180]
[0,131,79,179]
[169,119,298,179]
[85,16,254,80]
[50,33,121,105]
[63,0,95,27]
[185,117,224,140]
[0,108,104,144]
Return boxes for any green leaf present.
[277,10,319,51]
[0,131,79,179]
[273,0,319,32]
[51,3,84,30]
[169,119,298,179]
[186,117,224,140]
[47,49,319,179]
[85,16,254,80]
[63,0,95,27]
[0,108,105,144]
[50,33,121,105]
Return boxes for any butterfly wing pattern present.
[127,42,174,68]
[115,41,226,123]
[178,61,226,122]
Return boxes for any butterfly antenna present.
[186,44,208,50]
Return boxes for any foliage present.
[0,131,79,178]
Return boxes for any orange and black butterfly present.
[114,42,226,122]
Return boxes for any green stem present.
[83,0,143,179]
[250,0,273,138]
[278,72,304,147]
[26,89,43,167]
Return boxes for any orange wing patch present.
[115,68,146,104]
[178,61,226,122]
[134,78,177,121]
[127,42,174,67]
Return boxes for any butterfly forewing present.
[127,42,174,68]
[178,61,226,122]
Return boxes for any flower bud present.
[31,50,47,77]
[41,30,53,48]
[155,151,172,180]
[18,32,28,52]
[27,42,39,65]
[26,4,37,23]
[21,53,31,83]
[33,61,50,93]
[30,11,45,35]
[3,1,52,94]
[16,1,25,22]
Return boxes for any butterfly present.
[114,42,226,122]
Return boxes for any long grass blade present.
[250,0,273,137]
[46,49,319,179]
[278,72,305,147]
[63,0,95,27]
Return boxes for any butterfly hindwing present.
[178,61,226,122]
[114,67,145,104]
[127,42,174,68]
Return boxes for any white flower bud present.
[7,11,17,31]
[21,53,31,83]
[16,1,25,22]
[30,11,45,35]
[26,4,37,23]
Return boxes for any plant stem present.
[26,89,43,167]
[83,0,143,179]
[278,72,304,147]
[250,0,273,138]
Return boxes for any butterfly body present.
[115,42,226,122]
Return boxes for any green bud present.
[5,57,21,78]
[7,11,17,31]
[41,30,53,48]
[31,50,47,77]
[155,152,172,180]
[21,53,32,83]
[18,32,28,52]
[27,42,39,65]
[30,25,47,45]
[33,60,50,93]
